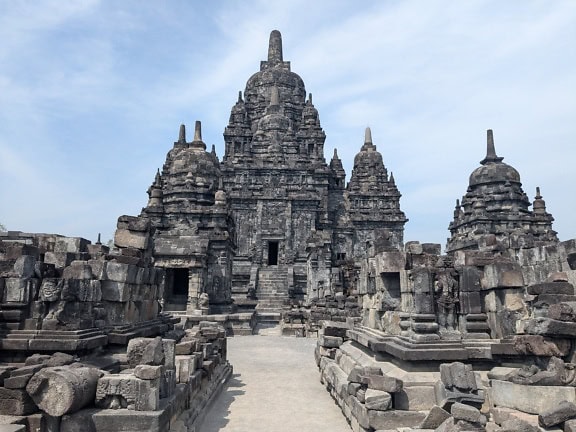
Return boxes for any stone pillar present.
[187,270,201,314]
[459,266,490,339]
[410,268,439,341]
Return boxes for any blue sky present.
[0,0,574,248]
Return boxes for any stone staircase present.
[254,267,289,335]
[256,267,290,312]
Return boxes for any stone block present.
[162,339,176,369]
[524,317,576,337]
[451,402,485,424]
[538,400,576,428]
[3,279,29,303]
[512,335,571,356]
[368,409,426,430]
[490,379,576,414]
[175,356,193,383]
[364,389,391,411]
[319,335,343,348]
[13,256,35,278]
[0,388,37,415]
[62,262,94,280]
[100,281,131,302]
[527,281,574,295]
[114,229,149,250]
[133,365,163,380]
[96,374,159,411]
[566,419,576,432]
[482,263,524,289]
[419,405,450,429]
[361,374,403,393]
[440,362,477,392]
[54,237,89,253]
[44,252,77,269]
[117,215,150,232]
[104,262,138,283]
[393,385,435,410]
[61,279,101,302]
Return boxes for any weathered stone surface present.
[419,405,451,429]
[547,301,576,322]
[133,364,163,380]
[393,385,436,410]
[364,389,392,411]
[498,418,540,432]
[524,317,576,337]
[368,409,426,429]
[512,335,571,356]
[95,374,159,411]
[491,379,576,414]
[451,402,485,424]
[0,388,37,416]
[538,400,576,428]
[26,366,102,416]
[319,335,343,348]
[527,281,574,295]
[440,362,477,392]
[360,374,403,393]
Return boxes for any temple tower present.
[447,130,557,252]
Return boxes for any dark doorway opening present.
[173,268,189,296]
[268,241,279,266]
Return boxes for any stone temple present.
[132,29,407,317]
[1,29,576,432]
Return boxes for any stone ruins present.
[1,29,575,431]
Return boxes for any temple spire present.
[190,120,206,150]
[480,129,504,165]
[178,124,186,143]
[365,127,373,144]
[268,30,283,64]
[238,91,243,103]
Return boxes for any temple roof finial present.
[190,120,206,150]
[238,91,243,103]
[268,30,283,64]
[178,124,186,143]
[536,186,542,199]
[365,127,373,144]
[308,93,313,104]
[480,129,504,165]
[96,233,102,245]
[193,121,202,141]
[333,148,339,158]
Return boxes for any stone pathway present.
[198,335,351,432]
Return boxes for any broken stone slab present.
[13,256,35,279]
[538,400,576,428]
[440,362,477,392]
[527,281,574,295]
[322,320,349,338]
[319,335,343,348]
[419,405,450,429]
[498,417,540,432]
[360,374,403,393]
[566,419,576,432]
[347,365,382,383]
[547,301,576,322]
[524,317,576,337]
[127,337,166,367]
[490,379,576,414]
[393,385,437,410]
[512,335,571,356]
[0,387,37,416]
[134,365,163,380]
[364,389,392,411]
[95,373,159,411]
[451,402,486,425]
[26,366,103,417]
[368,409,426,430]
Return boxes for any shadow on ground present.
[199,373,245,432]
